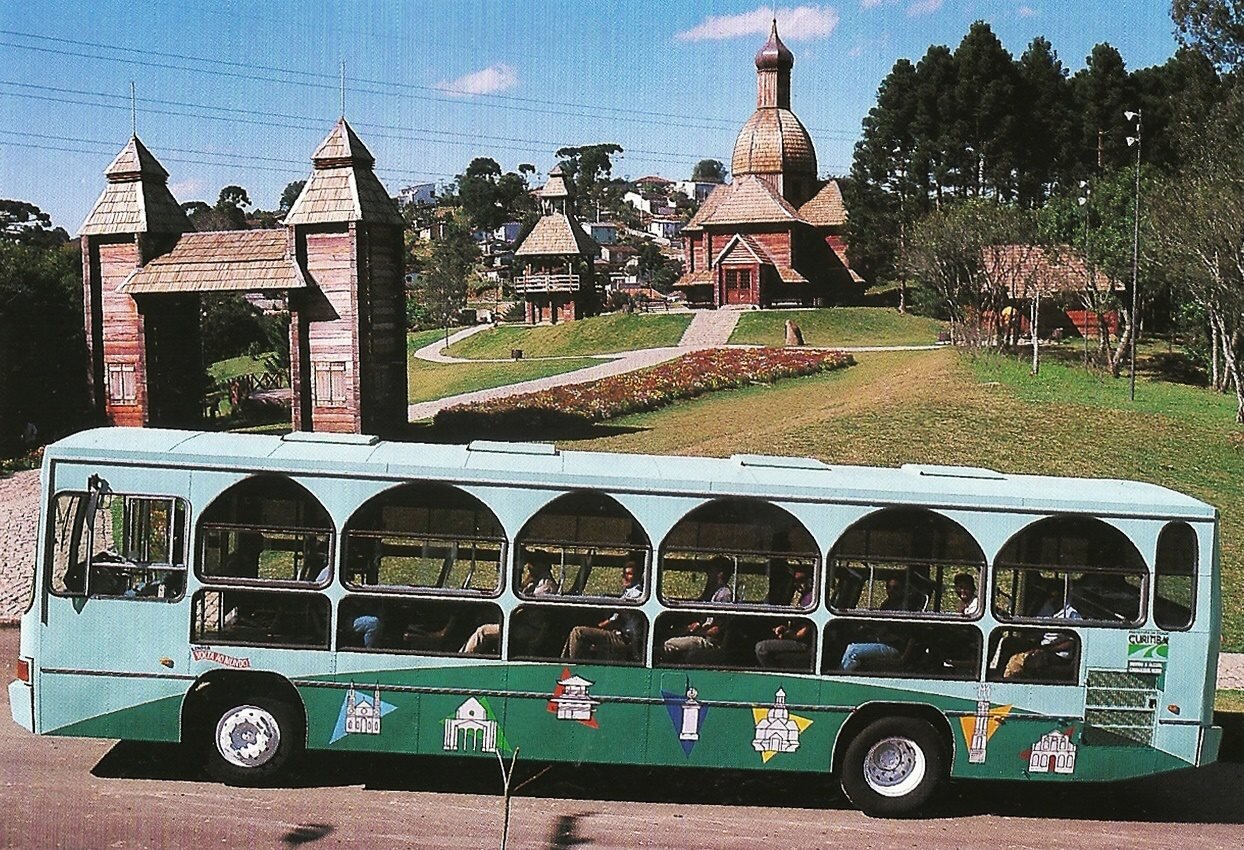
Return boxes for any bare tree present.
[906,200,1040,348]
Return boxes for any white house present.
[398,182,436,206]
[674,180,719,203]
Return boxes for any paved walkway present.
[677,308,742,347]
[408,316,940,422]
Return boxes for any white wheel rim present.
[863,735,927,798]
[215,705,281,769]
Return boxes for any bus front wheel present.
[840,716,945,817]
[201,696,299,786]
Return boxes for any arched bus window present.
[48,475,188,602]
[986,516,1146,685]
[655,498,819,673]
[192,476,332,649]
[827,507,987,617]
[658,498,819,608]
[197,476,334,585]
[992,515,1147,626]
[1154,522,1197,631]
[507,491,650,665]
[822,508,985,679]
[341,483,505,595]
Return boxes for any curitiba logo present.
[1127,632,1169,674]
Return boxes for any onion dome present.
[755,19,794,71]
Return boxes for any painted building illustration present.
[752,688,810,761]
[345,685,382,736]
[969,683,990,763]
[1028,729,1078,774]
[551,674,598,722]
[680,687,702,742]
[443,697,499,753]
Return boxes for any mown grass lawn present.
[730,307,945,347]
[207,353,275,382]
[445,313,691,359]
[572,346,1244,648]
[408,359,601,405]
[1217,689,1244,712]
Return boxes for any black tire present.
[840,716,946,817]
[201,696,300,786]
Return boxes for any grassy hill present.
[570,347,1244,649]
[730,307,945,347]
[407,328,597,405]
[444,313,691,359]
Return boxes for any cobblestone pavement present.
[0,469,38,623]
[3,465,1243,687]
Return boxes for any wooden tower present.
[512,165,599,324]
[284,118,407,434]
[79,137,197,427]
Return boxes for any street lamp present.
[1078,180,1091,365]
[1125,109,1142,401]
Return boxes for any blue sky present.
[0,1,1179,233]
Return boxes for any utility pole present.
[1125,110,1142,402]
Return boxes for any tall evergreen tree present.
[1071,43,1133,175]
[911,45,958,208]
[1016,37,1074,207]
[951,22,1021,199]
[846,58,920,281]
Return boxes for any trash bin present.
[511,349,523,360]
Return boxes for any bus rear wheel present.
[840,716,945,817]
[201,697,299,786]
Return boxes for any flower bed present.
[435,347,854,434]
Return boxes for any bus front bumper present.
[8,679,33,732]
[1198,725,1223,766]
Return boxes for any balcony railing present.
[512,273,580,293]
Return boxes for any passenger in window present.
[838,578,921,671]
[954,573,980,616]
[462,558,557,654]
[699,556,735,603]
[519,557,558,596]
[754,618,813,670]
[562,561,644,660]
[1003,583,1082,679]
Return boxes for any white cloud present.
[434,63,518,96]
[675,5,840,42]
[907,0,944,15]
[169,178,205,199]
[1018,4,1038,17]
[860,0,883,8]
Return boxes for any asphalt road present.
[2,627,1243,850]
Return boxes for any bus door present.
[39,477,191,740]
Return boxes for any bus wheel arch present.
[833,703,952,817]
[182,670,306,785]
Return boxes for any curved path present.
[407,312,939,421]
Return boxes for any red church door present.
[723,266,754,305]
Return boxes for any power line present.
[0,28,862,141]
[0,80,727,163]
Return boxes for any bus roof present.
[45,427,1216,521]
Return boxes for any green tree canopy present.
[691,159,728,182]
[1173,0,1244,70]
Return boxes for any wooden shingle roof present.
[684,175,805,228]
[513,213,598,258]
[799,179,847,227]
[984,244,1124,298]
[284,118,402,226]
[540,164,572,199]
[731,108,817,181]
[80,136,189,236]
[716,233,808,284]
[120,230,306,294]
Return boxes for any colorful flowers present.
[435,347,854,433]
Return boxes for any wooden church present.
[676,20,859,308]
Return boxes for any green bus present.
[8,427,1222,816]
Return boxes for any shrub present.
[435,347,854,434]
